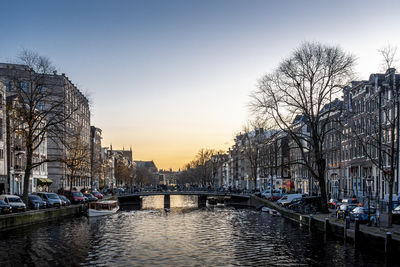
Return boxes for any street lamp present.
[366,177,373,226]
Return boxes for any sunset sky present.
[1,0,400,170]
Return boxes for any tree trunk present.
[22,146,33,205]
[317,157,329,213]
[388,180,393,227]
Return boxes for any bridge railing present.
[116,189,253,197]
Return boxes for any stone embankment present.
[252,195,400,254]
[0,205,85,231]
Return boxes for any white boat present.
[270,209,281,216]
[88,200,119,217]
[261,206,271,212]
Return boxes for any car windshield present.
[47,194,59,199]
[395,205,400,211]
[59,196,66,200]
[72,192,83,197]
[8,197,22,203]
[0,200,7,205]
[352,207,362,213]
[29,195,41,200]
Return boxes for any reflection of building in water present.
[170,195,197,208]
[141,195,164,209]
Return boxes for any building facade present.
[90,126,103,189]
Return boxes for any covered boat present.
[88,200,119,217]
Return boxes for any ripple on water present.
[0,207,389,267]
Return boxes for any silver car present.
[0,194,26,212]
[35,192,62,208]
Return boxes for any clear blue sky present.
[1,0,400,169]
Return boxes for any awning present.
[37,178,53,184]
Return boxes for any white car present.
[0,194,26,212]
[277,194,305,207]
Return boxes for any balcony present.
[14,146,25,155]
[13,165,24,173]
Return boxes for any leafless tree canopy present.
[251,42,356,212]
[378,44,398,71]
[238,120,278,189]
[64,125,90,192]
[5,49,80,203]
[177,148,221,186]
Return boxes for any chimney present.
[53,70,57,75]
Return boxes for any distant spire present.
[123,145,125,150]
[110,144,113,151]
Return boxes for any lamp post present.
[366,177,373,226]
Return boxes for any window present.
[38,101,45,111]
[0,149,4,159]
[20,82,28,91]
[0,119,3,140]
[5,81,10,92]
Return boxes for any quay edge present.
[0,205,85,231]
[251,195,400,254]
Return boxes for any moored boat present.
[261,206,271,212]
[88,200,119,217]
[270,209,281,216]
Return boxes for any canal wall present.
[0,205,85,231]
[252,195,400,254]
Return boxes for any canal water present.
[0,196,390,266]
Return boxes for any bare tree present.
[135,166,152,187]
[378,44,398,71]
[238,120,279,190]
[178,148,218,187]
[251,42,356,212]
[194,148,217,186]
[115,158,133,187]
[4,49,78,204]
[64,125,91,193]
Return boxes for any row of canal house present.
[0,63,132,195]
[213,68,400,202]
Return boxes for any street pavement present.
[323,209,400,240]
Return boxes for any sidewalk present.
[317,211,400,240]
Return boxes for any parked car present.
[64,191,85,204]
[328,198,340,209]
[261,190,282,201]
[288,196,322,213]
[393,205,400,224]
[102,188,112,195]
[0,195,26,212]
[393,205,400,214]
[0,199,12,214]
[35,192,62,208]
[91,191,103,199]
[83,193,98,202]
[28,194,47,209]
[349,207,377,222]
[341,198,358,205]
[277,194,305,207]
[58,195,71,206]
[336,204,358,219]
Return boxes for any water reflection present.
[142,195,164,209]
[0,200,390,266]
[170,195,197,208]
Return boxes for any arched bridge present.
[117,191,251,209]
